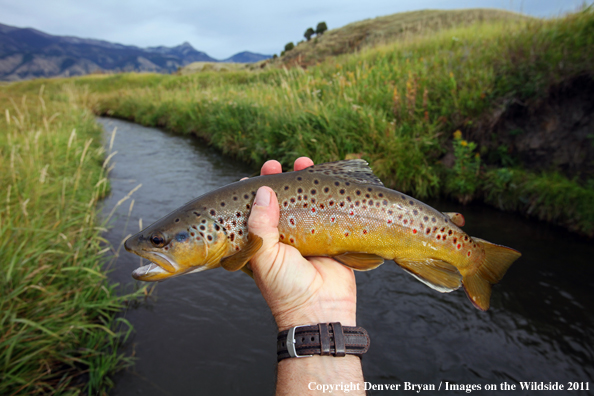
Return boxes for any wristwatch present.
[276,322,370,361]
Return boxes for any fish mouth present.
[131,252,180,281]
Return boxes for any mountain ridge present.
[0,22,271,81]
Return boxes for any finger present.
[248,187,280,262]
[294,157,314,171]
[261,160,282,176]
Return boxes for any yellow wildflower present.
[453,130,462,140]
[460,140,468,147]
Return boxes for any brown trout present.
[124,160,521,311]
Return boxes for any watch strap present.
[276,323,370,361]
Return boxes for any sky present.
[0,0,589,59]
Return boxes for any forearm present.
[276,355,365,396]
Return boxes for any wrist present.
[274,304,356,332]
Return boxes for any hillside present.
[0,23,271,81]
[275,8,530,68]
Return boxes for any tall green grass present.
[0,84,143,395]
[22,8,594,235]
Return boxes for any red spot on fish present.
[319,204,325,209]
[290,238,295,243]
[280,234,285,240]
[363,229,367,234]
[311,229,315,234]
[437,235,441,240]
[403,219,408,224]
[236,247,240,251]
[426,228,431,234]
[453,238,457,244]
[331,217,335,222]
[457,244,461,249]
[443,235,447,241]
[311,208,316,213]
[467,251,471,256]
[345,232,349,237]
[230,234,235,241]
[191,232,195,236]
[349,211,354,216]
[236,212,241,217]
[387,219,392,224]
[290,218,295,225]
[413,229,417,234]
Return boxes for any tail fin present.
[462,238,521,311]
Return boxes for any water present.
[97,118,594,395]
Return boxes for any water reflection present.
[98,118,594,395]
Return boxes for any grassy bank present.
[0,83,143,394]
[18,9,594,236]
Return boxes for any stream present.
[97,118,594,395]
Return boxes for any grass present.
[0,83,144,395]
[276,8,530,67]
[48,7,593,236]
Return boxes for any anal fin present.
[334,253,384,271]
[220,232,263,272]
[395,258,462,293]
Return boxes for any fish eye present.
[150,233,166,247]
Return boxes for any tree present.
[284,42,295,52]
[316,22,328,35]
[304,27,315,41]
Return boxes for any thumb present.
[248,187,280,263]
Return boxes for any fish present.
[124,160,521,311]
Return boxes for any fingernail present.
[254,187,271,207]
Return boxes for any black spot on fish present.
[409,200,414,205]
[194,212,201,217]
[297,188,303,193]
[290,198,296,203]
[432,217,436,223]
[297,176,303,181]
[378,193,384,198]
[324,187,330,193]
[207,235,213,241]
[356,190,361,196]
[175,218,179,223]
[215,225,220,231]
[220,202,225,207]
[200,225,206,231]
[365,194,370,198]
[210,209,216,216]
[314,179,319,185]
[175,232,188,242]
[424,216,429,222]
[413,209,418,215]
[284,186,289,190]
[339,189,346,195]
[345,182,350,186]
[244,194,249,199]
[367,187,373,192]
[311,189,317,195]
[334,181,340,186]
[233,196,238,201]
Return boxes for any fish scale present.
[125,160,521,311]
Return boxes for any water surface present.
[97,118,593,395]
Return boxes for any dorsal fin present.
[302,160,384,186]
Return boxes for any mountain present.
[0,23,271,81]
[222,51,271,63]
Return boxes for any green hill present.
[276,8,530,67]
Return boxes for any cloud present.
[0,0,587,59]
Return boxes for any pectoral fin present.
[220,232,263,272]
[395,258,462,293]
[444,212,465,227]
[334,253,384,271]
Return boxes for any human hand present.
[247,157,358,331]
